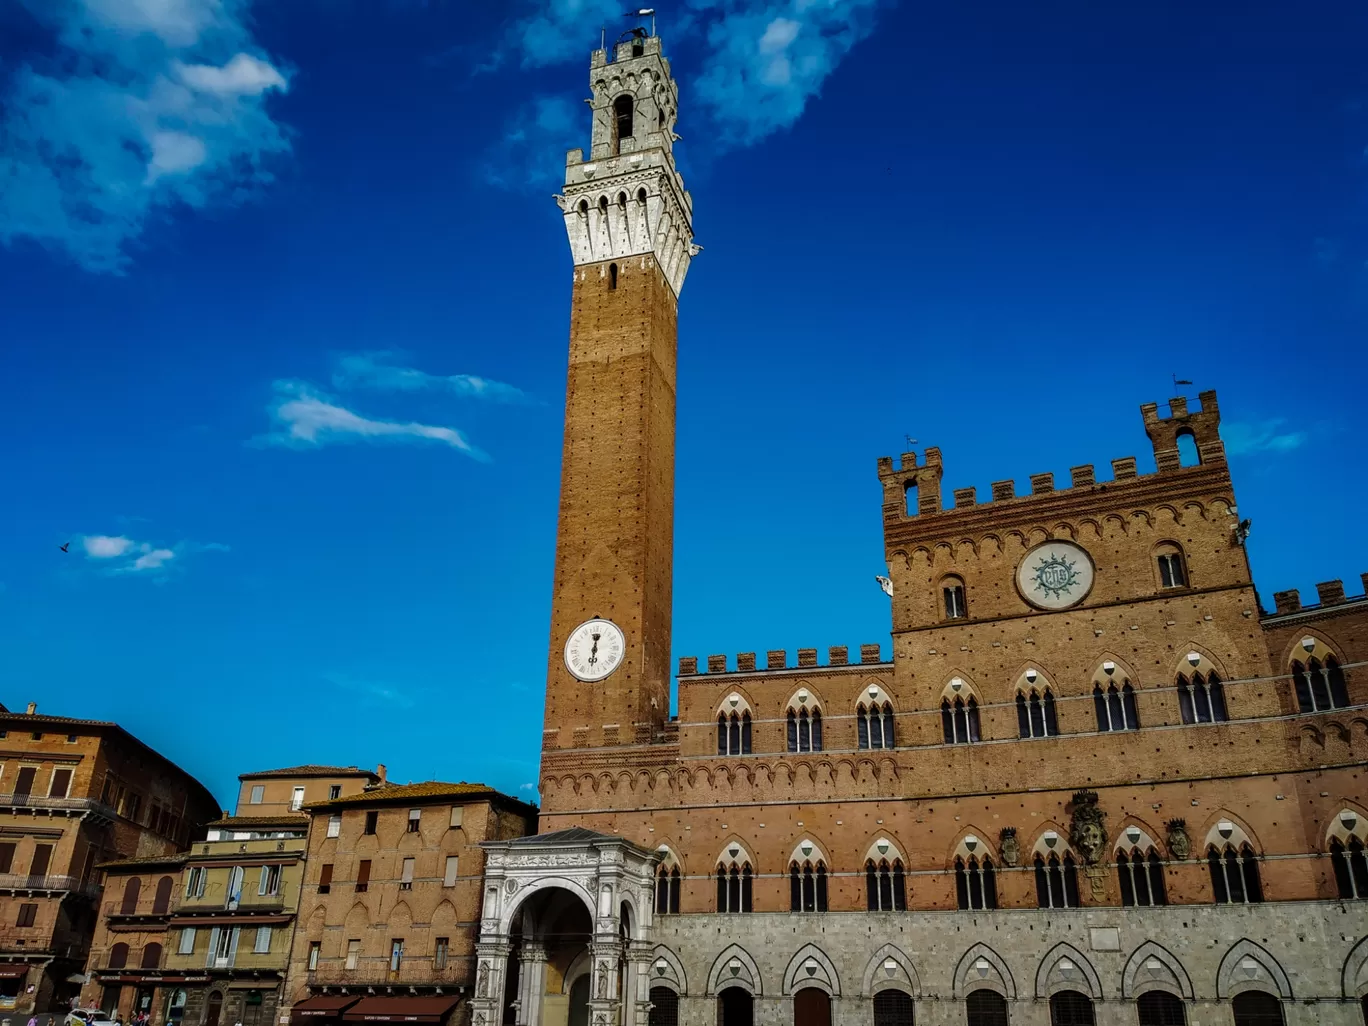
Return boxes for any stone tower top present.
[556,30,699,296]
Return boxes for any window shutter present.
[0,843,15,874]
[444,857,459,887]
[50,769,72,798]
[29,844,52,879]
[205,928,220,967]
[401,858,414,884]
[259,866,269,895]
[227,927,241,966]
[179,927,195,955]
[255,926,271,953]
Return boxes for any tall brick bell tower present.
[541,29,698,785]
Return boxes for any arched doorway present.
[793,988,831,1026]
[1231,992,1285,1026]
[965,990,1008,1026]
[1049,990,1095,1026]
[1137,991,1186,1025]
[205,991,224,1026]
[648,987,679,1026]
[873,989,914,1026]
[567,975,590,1026]
[717,987,753,1026]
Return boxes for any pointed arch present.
[1122,941,1194,1000]
[1325,805,1368,845]
[1112,820,1162,854]
[860,943,920,998]
[949,828,997,862]
[1171,644,1227,680]
[939,672,981,702]
[787,837,829,865]
[706,943,762,996]
[952,942,1016,999]
[1030,824,1074,857]
[1278,629,1342,668]
[863,835,906,863]
[1035,941,1102,999]
[784,684,825,712]
[782,943,840,996]
[1199,812,1259,852]
[1216,939,1292,999]
[1340,935,1368,999]
[648,944,686,995]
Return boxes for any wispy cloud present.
[482,95,580,190]
[322,672,420,710]
[0,0,291,273]
[519,782,539,794]
[1223,419,1309,456]
[80,533,225,575]
[262,382,490,460]
[333,352,530,403]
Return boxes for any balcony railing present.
[306,960,471,987]
[102,901,174,918]
[0,793,115,817]
[0,874,99,897]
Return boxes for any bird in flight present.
[59,542,69,552]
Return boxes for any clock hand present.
[589,633,600,665]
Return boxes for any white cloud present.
[84,535,135,559]
[519,782,538,793]
[264,382,489,460]
[129,548,176,571]
[0,0,291,273]
[333,352,530,403]
[1224,419,1309,456]
[483,95,580,191]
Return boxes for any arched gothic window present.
[787,708,822,753]
[1177,671,1228,724]
[942,575,967,619]
[655,863,680,914]
[1094,682,1139,731]
[716,711,752,756]
[715,861,752,913]
[1292,656,1349,713]
[872,990,914,1026]
[1116,847,1167,906]
[1034,852,1079,908]
[1136,992,1187,1026]
[1207,843,1263,904]
[1016,688,1059,738]
[864,858,906,911]
[1231,992,1285,1026]
[1330,836,1368,899]
[942,697,980,744]
[1155,542,1188,589]
[120,876,141,915]
[141,942,163,969]
[858,702,896,750]
[788,859,828,912]
[966,991,1009,1026]
[612,94,634,153]
[108,943,129,969]
[1049,990,1096,1026]
[955,855,998,909]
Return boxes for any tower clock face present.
[564,618,626,682]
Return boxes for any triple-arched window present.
[1116,846,1167,906]
[1207,843,1263,903]
[654,861,680,914]
[1034,852,1079,908]
[1017,688,1058,738]
[715,853,753,914]
[787,708,822,753]
[1291,656,1349,713]
[858,701,896,750]
[1177,671,1228,723]
[865,858,906,911]
[716,711,752,756]
[942,696,980,744]
[789,859,828,912]
[1094,682,1139,731]
[955,855,997,909]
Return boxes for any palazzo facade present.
[471,28,1368,1026]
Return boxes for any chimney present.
[376,764,387,784]
[25,702,36,715]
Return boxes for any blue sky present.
[2,0,1365,811]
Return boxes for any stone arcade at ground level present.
[473,829,1368,1025]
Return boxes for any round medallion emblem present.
[1015,540,1095,610]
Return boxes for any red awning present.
[342,997,461,1024]
[291,997,360,1021]
[0,966,28,979]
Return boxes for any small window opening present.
[599,195,608,213]
[613,95,634,152]
[903,480,918,517]
[578,199,589,214]
[943,577,966,620]
[1176,431,1200,467]
[637,188,647,203]
[609,263,618,290]
[617,192,627,208]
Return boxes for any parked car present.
[64,1011,106,1026]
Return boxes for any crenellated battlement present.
[877,391,1227,528]
[1267,573,1368,617]
[677,643,886,677]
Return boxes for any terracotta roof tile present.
[238,765,379,780]
[206,814,309,829]
[308,781,514,809]
[97,853,189,870]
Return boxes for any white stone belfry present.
[555,32,699,296]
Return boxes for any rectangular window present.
[434,937,448,971]
[29,843,52,882]
[400,858,414,890]
[318,864,333,895]
[449,807,463,829]
[185,866,206,898]
[14,767,35,797]
[254,926,272,953]
[326,814,342,838]
[290,787,305,812]
[127,793,142,822]
[345,939,360,971]
[48,768,72,798]
[356,860,371,893]
[66,734,78,744]
[364,811,378,835]
[328,785,341,800]
[0,842,15,874]
[249,785,265,804]
[307,942,321,970]
[389,939,403,972]
[16,904,37,927]
[407,809,421,833]
[29,732,41,741]
[178,927,196,955]
[259,864,282,896]
[443,856,459,887]
[213,927,233,964]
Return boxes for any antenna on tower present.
[904,435,917,449]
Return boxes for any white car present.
[65,1011,107,1026]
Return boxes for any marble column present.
[515,943,548,1026]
